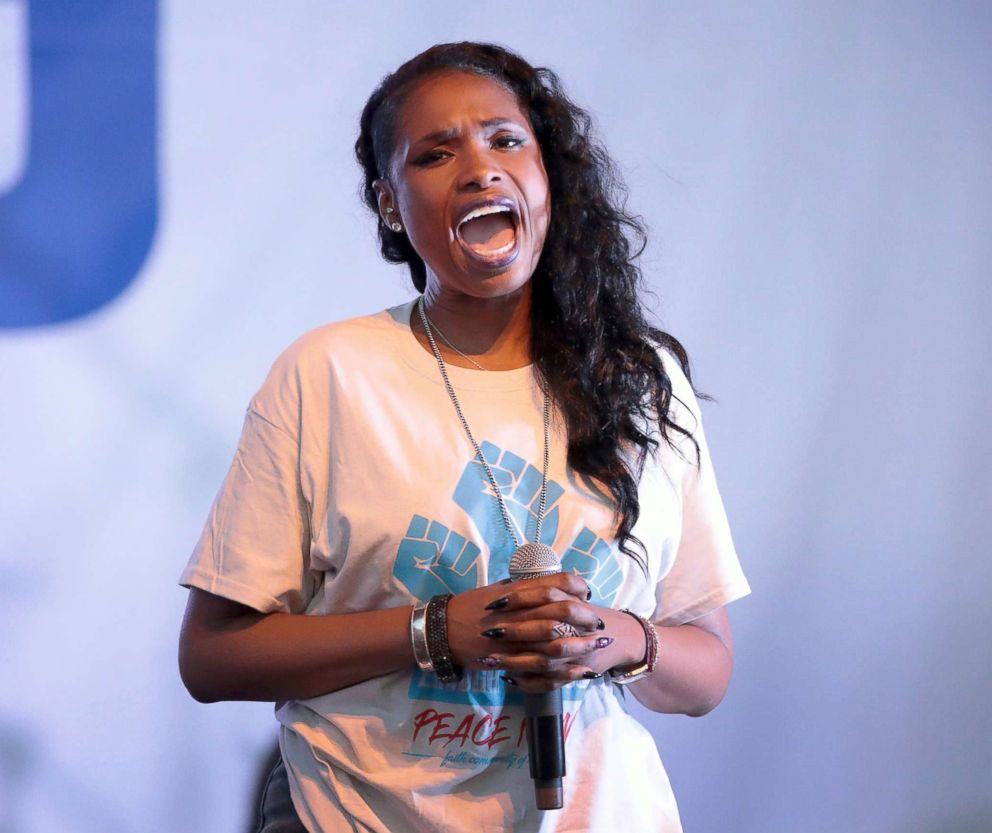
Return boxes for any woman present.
[179,42,750,832]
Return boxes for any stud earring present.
[385,207,403,233]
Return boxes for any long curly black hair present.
[356,42,699,568]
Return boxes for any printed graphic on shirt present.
[563,528,624,606]
[394,440,620,726]
[450,440,565,574]
[395,515,483,598]
[402,705,583,771]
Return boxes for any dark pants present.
[254,752,309,833]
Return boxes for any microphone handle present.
[524,688,565,810]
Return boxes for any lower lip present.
[456,230,521,271]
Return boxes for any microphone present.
[509,542,566,811]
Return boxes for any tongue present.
[460,213,515,252]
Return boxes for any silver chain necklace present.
[417,297,557,561]
[426,318,488,372]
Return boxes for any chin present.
[444,248,540,299]
[463,268,535,299]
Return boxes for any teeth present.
[458,204,512,228]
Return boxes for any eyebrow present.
[414,118,521,146]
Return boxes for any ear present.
[372,179,399,228]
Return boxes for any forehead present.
[396,71,531,140]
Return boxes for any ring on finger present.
[551,621,580,639]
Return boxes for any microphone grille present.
[509,542,562,580]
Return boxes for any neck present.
[414,281,533,370]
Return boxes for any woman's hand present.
[446,574,629,693]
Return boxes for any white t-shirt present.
[180,300,750,833]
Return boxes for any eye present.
[493,134,524,150]
[413,149,451,167]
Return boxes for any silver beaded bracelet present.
[424,594,462,683]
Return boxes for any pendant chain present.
[418,297,550,549]
[427,320,488,372]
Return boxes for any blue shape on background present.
[0,1,158,328]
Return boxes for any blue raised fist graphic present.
[453,441,564,579]
[562,528,622,606]
[394,515,483,601]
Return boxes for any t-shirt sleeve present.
[653,355,751,626]
[179,355,314,614]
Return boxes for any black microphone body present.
[508,542,567,810]
[524,688,565,809]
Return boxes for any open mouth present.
[455,202,519,267]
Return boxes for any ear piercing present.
[385,207,403,233]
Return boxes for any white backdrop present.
[1,2,990,832]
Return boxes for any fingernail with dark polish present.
[481,628,506,639]
[596,618,605,630]
[485,596,509,611]
[582,671,603,679]
[595,636,614,649]
[477,656,502,667]
[500,674,518,686]
[586,587,593,600]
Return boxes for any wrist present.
[594,608,647,670]
[423,594,461,683]
[608,609,659,685]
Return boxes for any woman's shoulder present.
[274,300,415,368]
[248,300,416,419]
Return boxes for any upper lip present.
[453,195,519,239]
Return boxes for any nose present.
[457,145,502,191]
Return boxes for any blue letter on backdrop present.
[0,1,158,328]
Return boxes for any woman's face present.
[378,71,551,300]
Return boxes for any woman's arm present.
[178,588,416,702]
[603,606,735,717]
[178,572,601,703]
[474,586,735,717]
